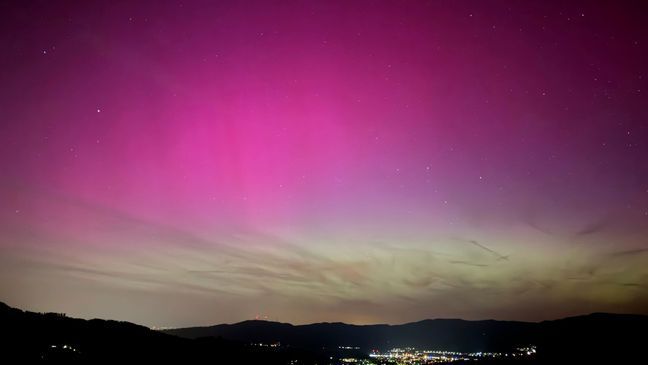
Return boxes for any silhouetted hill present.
[1,301,646,363]
[0,301,197,362]
[166,312,648,363]
[165,318,538,352]
[535,312,646,363]
[0,302,328,364]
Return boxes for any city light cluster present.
[366,346,537,364]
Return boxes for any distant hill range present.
[0,301,320,364]
[1,301,646,363]
[164,312,647,358]
[166,318,538,351]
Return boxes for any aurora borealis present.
[1,0,647,327]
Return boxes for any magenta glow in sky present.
[1,1,648,327]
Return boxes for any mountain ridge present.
[164,311,646,331]
[1,301,646,363]
[162,311,647,356]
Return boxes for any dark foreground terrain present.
[1,301,645,364]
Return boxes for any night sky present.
[1,0,647,328]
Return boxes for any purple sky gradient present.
[1,0,648,327]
